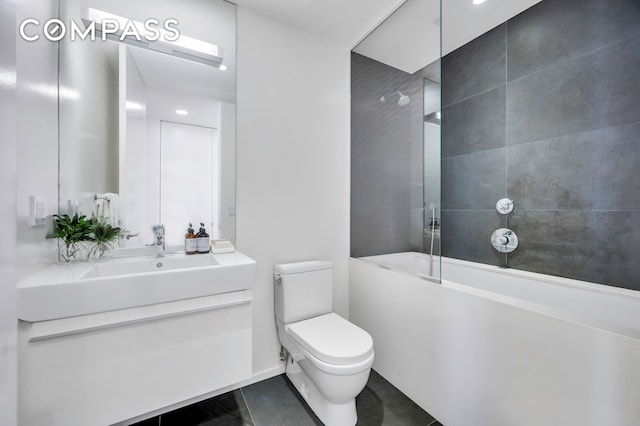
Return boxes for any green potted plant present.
[87,217,124,259]
[49,213,92,262]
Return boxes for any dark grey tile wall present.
[441,86,506,157]
[506,0,640,81]
[351,52,424,257]
[442,24,506,107]
[442,148,506,211]
[441,210,506,267]
[442,0,640,289]
[507,33,640,145]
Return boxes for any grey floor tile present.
[242,371,438,426]
[150,371,443,426]
[356,370,436,426]
[129,417,159,426]
[160,390,253,426]
[242,375,322,426]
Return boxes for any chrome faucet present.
[152,224,165,257]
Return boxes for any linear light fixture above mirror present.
[82,8,225,69]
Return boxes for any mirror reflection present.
[58,0,236,250]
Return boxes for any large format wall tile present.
[593,122,640,211]
[507,34,640,145]
[507,0,640,81]
[442,148,506,211]
[509,211,640,291]
[442,24,506,107]
[351,156,410,211]
[440,0,640,290]
[351,52,423,257]
[507,129,605,211]
[441,210,506,266]
[509,121,640,212]
[351,207,411,257]
[442,86,506,158]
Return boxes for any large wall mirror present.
[58,0,236,248]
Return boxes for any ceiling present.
[353,0,440,74]
[236,0,543,74]
[232,0,406,49]
[442,0,542,55]
[129,0,544,122]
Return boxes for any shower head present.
[428,203,438,211]
[380,91,411,106]
[398,93,411,106]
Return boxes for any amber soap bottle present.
[185,223,198,255]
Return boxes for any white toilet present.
[274,260,374,426]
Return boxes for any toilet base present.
[286,358,357,426]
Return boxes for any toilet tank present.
[274,260,333,324]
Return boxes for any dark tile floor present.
[131,370,443,426]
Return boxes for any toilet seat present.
[285,313,374,366]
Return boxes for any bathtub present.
[349,252,640,426]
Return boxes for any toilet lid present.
[286,313,374,365]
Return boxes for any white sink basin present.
[18,251,256,322]
[81,253,220,278]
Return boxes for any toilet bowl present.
[274,261,374,426]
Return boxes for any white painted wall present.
[0,0,17,423]
[219,103,237,244]
[16,0,60,281]
[236,8,351,375]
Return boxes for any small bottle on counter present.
[196,222,210,254]
[185,223,198,255]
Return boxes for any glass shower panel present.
[423,76,441,281]
[350,0,441,282]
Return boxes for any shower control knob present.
[496,198,514,215]
[491,228,518,253]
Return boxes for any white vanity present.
[18,251,256,426]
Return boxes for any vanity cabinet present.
[18,290,252,426]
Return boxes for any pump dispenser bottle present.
[197,222,210,254]
[185,223,198,255]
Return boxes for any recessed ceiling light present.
[473,0,486,4]
[176,109,188,115]
[219,64,228,71]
